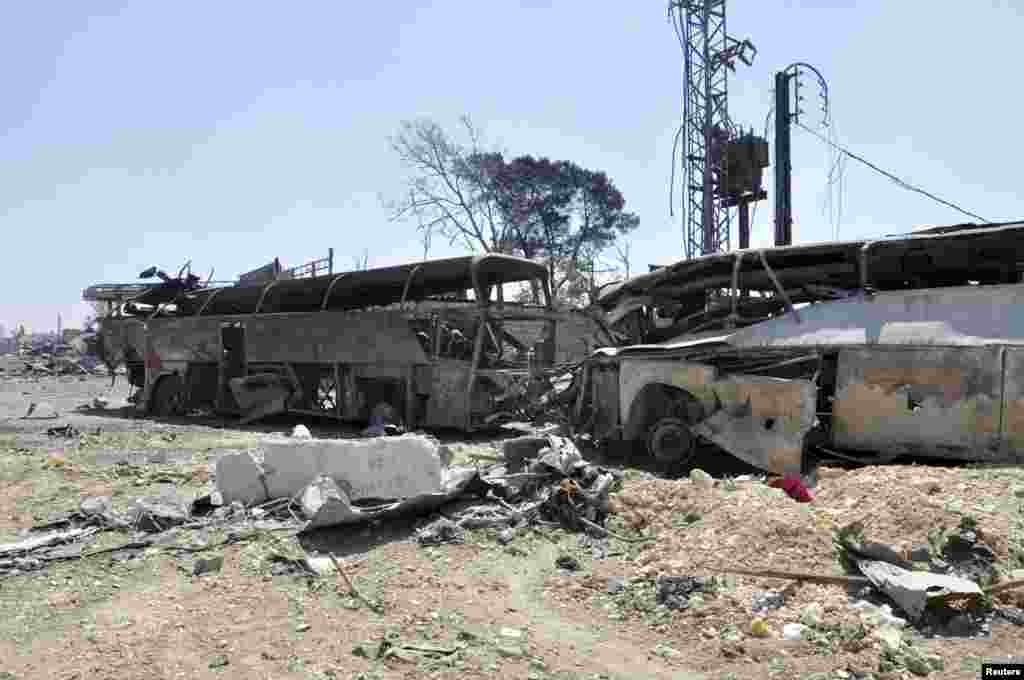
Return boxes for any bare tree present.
[389,117,510,254]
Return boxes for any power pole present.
[773,71,793,246]
[670,0,756,259]
[774,63,830,247]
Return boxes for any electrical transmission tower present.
[670,0,757,259]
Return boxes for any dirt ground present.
[1,375,1022,680]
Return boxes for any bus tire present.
[647,417,696,465]
[151,374,186,417]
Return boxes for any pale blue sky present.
[2,1,1021,334]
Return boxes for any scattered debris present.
[192,555,224,576]
[79,495,113,518]
[857,559,982,622]
[655,575,707,610]
[416,518,465,546]
[130,495,189,533]
[751,590,786,612]
[995,607,1024,626]
[22,402,59,420]
[555,555,580,571]
[45,424,79,438]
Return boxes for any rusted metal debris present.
[573,221,1024,472]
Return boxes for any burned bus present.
[85,255,608,431]
[577,221,1024,474]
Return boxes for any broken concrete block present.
[130,495,188,533]
[291,424,312,439]
[215,453,268,506]
[261,433,443,501]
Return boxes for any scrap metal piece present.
[689,375,816,475]
[857,559,982,621]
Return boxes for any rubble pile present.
[540,463,1019,649]
[0,429,629,581]
[0,343,105,379]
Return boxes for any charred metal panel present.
[99,318,146,366]
[616,356,813,473]
[1000,349,1024,462]
[421,360,471,430]
[588,362,621,440]
[690,376,815,475]
[146,310,429,365]
[831,347,1003,460]
[618,359,718,427]
[730,284,1024,349]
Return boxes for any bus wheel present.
[647,417,696,465]
[151,375,186,417]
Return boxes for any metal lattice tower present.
[670,1,755,259]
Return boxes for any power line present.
[794,121,988,224]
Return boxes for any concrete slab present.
[261,433,443,502]
[215,452,269,506]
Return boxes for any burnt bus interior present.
[596,220,1024,345]
[576,222,1024,468]
[86,255,577,428]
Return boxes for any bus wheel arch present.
[624,383,704,464]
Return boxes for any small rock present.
[192,556,224,577]
[295,623,311,632]
[208,654,229,669]
[751,590,785,612]
[606,576,626,594]
[496,528,515,545]
[499,627,524,640]
[555,555,580,571]
[291,424,312,439]
[496,644,524,658]
[782,623,806,640]
[80,496,112,517]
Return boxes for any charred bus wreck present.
[576,221,1024,474]
[85,255,608,431]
